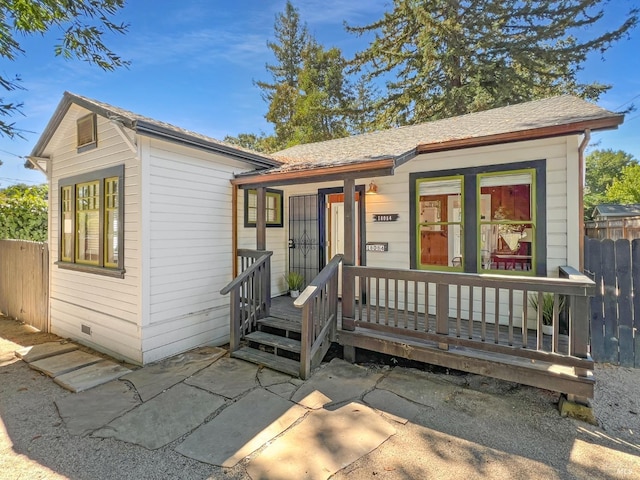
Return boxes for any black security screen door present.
[289,195,319,287]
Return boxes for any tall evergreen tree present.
[253,1,355,150]
[347,0,638,126]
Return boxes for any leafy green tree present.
[347,0,638,126]
[584,149,636,218]
[605,163,640,204]
[0,184,48,241]
[1,0,129,138]
[223,133,275,153]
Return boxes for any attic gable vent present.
[77,113,97,152]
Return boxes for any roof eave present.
[231,158,396,188]
[416,115,624,155]
[134,121,281,169]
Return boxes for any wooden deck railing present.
[294,254,342,379]
[342,265,594,372]
[220,249,273,352]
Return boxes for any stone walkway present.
[8,340,640,480]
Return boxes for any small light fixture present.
[366,180,378,195]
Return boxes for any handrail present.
[220,250,273,295]
[295,254,343,378]
[220,249,273,352]
[294,254,343,308]
[345,265,595,296]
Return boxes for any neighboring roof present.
[233,95,623,187]
[592,204,640,218]
[30,92,281,169]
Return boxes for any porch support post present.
[342,178,356,329]
[256,186,266,251]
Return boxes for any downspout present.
[232,184,238,278]
[578,129,591,271]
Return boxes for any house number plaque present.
[373,214,399,222]
[366,242,389,252]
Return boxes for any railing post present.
[570,294,590,360]
[229,288,240,352]
[436,282,449,350]
[300,304,312,379]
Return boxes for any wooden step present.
[258,316,302,334]
[245,331,301,354]
[231,347,300,377]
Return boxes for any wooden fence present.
[584,237,639,367]
[585,218,640,241]
[0,240,49,332]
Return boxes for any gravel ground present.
[1,315,639,480]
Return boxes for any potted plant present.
[529,293,565,335]
[284,271,304,298]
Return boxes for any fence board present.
[600,240,619,363]
[633,240,640,368]
[586,237,640,367]
[0,240,49,331]
[586,239,605,361]
[615,239,634,366]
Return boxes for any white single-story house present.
[29,93,622,400]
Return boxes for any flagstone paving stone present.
[257,367,292,387]
[376,367,461,408]
[92,383,225,450]
[54,360,132,392]
[15,342,78,363]
[363,388,423,424]
[29,350,101,378]
[266,381,298,400]
[56,380,141,436]
[185,357,258,399]
[246,402,396,480]
[120,346,226,401]
[176,388,306,467]
[291,358,384,409]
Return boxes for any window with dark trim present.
[77,113,97,152]
[58,165,125,277]
[410,160,546,276]
[244,188,284,227]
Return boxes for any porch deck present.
[223,251,594,399]
[270,294,591,398]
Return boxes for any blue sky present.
[1,0,638,187]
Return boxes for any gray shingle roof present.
[592,204,640,218]
[270,95,622,172]
[31,92,282,169]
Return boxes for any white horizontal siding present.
[47,104,142,364]
[240,137,576,317]
[144,139,258,362]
